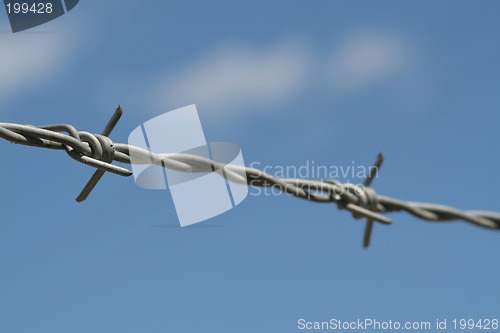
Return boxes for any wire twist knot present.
[1,106,499,249]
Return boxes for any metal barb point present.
[2,115,500,238]
[362,152,384,249]
[76,106,125,202]
[101,105,123,137]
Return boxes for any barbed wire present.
[1,106,499,248]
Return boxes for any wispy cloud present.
[151,31,418,119]
[326,32,415,96]
[152,39,314,117]
[0,31,75,102]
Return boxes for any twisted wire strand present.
[1,118,499,231]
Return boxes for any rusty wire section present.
[1,106,499,247]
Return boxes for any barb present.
[1,107,499,247]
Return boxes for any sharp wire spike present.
[362,153,384,249]
[76,106,126,202]
[2,112,500,247]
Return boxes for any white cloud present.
[327,32,415,95]
[0,31,74,101]
[153,40,314,116]
[151,32,418,120]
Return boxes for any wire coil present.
[1,106,499,247]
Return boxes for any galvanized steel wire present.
[1,106,499,247]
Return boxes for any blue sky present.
[1,1,500,332]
